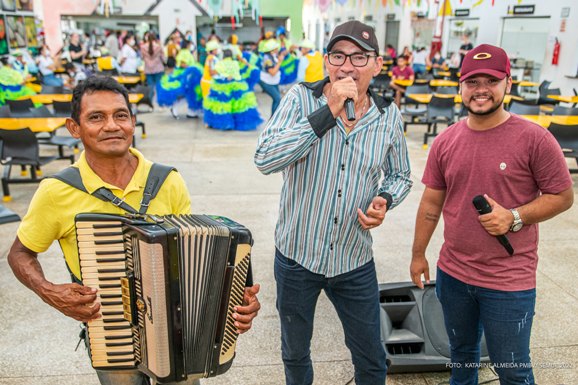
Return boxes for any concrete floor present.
[0,93,577,385]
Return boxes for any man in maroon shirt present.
[390,55,415,107]
[410,44,573,384]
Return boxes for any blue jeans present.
[96,369,200,385]
[413,63,427,75]
[146,72,164,103]
[259,81,281,116]
[274,249,386,385]
[42,73,63,87]
[436,267,536,385]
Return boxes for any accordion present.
[75,213,253,383]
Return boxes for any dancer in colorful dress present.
[200,40,220,98]
[277,28,298,88]
[203,49,262,131]
[156,41,203,119]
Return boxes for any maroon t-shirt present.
[392,66,414,79]
[422,114,572,291]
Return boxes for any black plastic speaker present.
[379,281,490,373]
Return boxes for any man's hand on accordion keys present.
[41,282,101,322]
[233,283,261,334]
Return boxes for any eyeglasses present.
[462,78,504,89]
[327,52,376,67]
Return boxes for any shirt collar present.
[300,76,393,113]
[76,148,147,196]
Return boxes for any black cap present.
[326,20,379,55]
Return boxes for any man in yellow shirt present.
[7,76,260,385]
[296,39,324,83]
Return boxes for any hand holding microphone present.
[472,195,514,256]
[326,77,358,118]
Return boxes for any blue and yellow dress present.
[0,65,36,105]
[279,40,298,86]
[203,58,262,131]
[240,50,261,91]
[156,50,203,111]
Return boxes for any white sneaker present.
[170,106,179,120]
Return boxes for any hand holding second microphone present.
[472,194,514,256]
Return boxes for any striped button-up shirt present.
[255,78,412,277]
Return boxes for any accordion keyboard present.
[76,220,136,368]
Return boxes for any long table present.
[519,115,578,128]
[20,93,144,104]
[0,117,67,132]
[113,76,141,85]
[547,95,578,104]
[406,94,523,104]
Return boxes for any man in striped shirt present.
[255,21,412,385]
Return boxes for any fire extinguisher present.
[552,38,560,65]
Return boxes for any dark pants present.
[436,268,536,385]
[146,72,164,104]
[274,249,387,385]
[259,80,282,116]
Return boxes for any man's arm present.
[410,187,446,289]
[377,109,413,209]
[255,86,333,175]
[7,237,100,322]
[359,110,413,229]
[479,188,574,236]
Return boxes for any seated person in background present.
[390,55,415,107]
[412,47,428,76]
[10,50,34,79]
[118,34,139,75]
[37,45,64,87]
[386,44,397,60]
[430,51,448,77]
[64,63,87,89]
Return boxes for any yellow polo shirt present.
[17,148,191,280]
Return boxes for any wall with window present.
[448,0,578,95]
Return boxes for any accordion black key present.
[75,213,253,383]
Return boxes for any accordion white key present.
[75,213,253,383]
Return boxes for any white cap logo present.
[362,31,369,40]
[500,162,507,170]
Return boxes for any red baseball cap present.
[460,44,510,82]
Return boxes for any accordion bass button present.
[136,298,146,312]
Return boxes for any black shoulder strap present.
[51,163,176,215]
[51,167,88,193]
[139,163,176,214]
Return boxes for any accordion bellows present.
[75,213,253,383]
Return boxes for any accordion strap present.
[51,163,176,215]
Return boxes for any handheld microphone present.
[472,195,514,256]
[345,98,356,121]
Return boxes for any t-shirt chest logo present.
[499,162,507,171]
